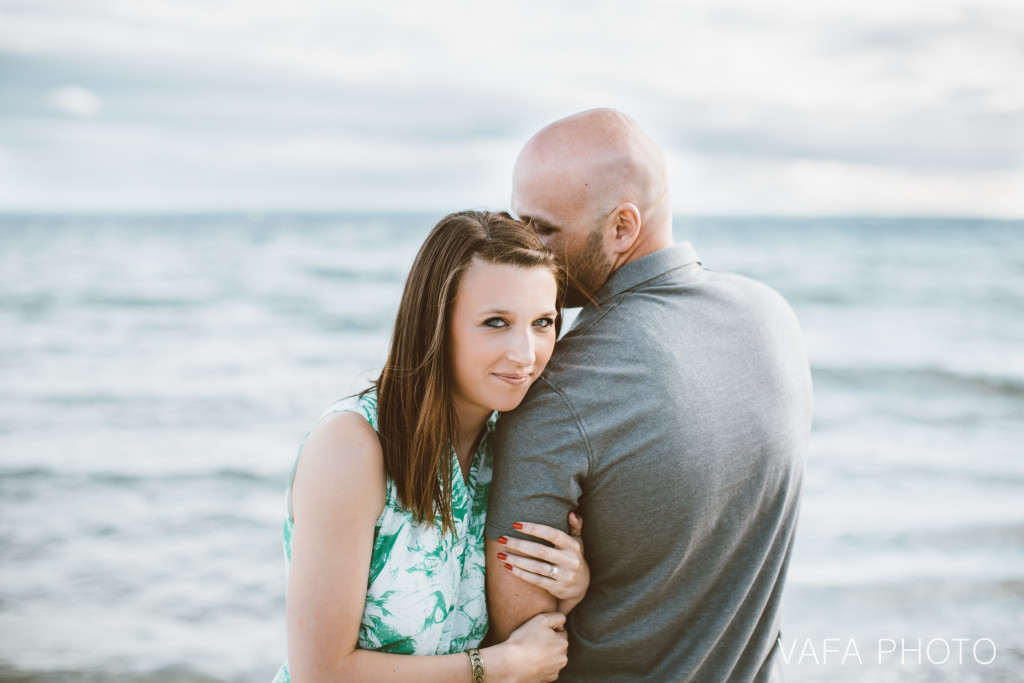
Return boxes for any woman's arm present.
[286,412,566,683]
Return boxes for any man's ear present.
[610,202,641,254]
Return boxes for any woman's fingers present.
[541,611,567,631]
[511,521,578,549]
[500,535,560,563]
[523,611,566,631]
[568,511,583,537]
[501,549,573,580]
[498,519,587,601]
[498,518,589,605]
[502,559,563,593]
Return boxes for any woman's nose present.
[505,327,537,366]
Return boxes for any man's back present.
[486,243,812,681]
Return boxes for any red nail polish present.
[497,536,508,544]
[504,563,513,571]
[512,522,523,530]
[497,552,507,561]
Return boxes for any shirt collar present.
[592,242,702,305]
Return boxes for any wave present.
[812,364,1024,398]
[790,575,1024,605]
[316,314,392,333]
[305,266,402,284]
[0,664,225,683]
[77,294,202,309]
[879,521,1024,552]
[0,466,284,487]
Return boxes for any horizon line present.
[0,209,1020,222]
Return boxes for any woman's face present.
[449,258,558,423]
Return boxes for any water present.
[1,214,1022,681]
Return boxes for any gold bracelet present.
[466,647,485,683]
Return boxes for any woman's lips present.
[494,373,530,386]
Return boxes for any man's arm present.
[484,382,590,641]
[486,537,558,642]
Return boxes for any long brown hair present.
[373,210,560,533]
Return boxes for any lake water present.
[1,214,1022,681]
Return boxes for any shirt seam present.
[543,273,683,481]
[536,371,597,484]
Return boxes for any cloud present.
[0,0,1022,215]
[666,152,1024,216]
[47,85,103,117]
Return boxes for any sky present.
[0,0,1022,216]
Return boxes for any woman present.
[274,211,588,682]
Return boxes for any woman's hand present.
[483,612,568,683]
[496,511,589,610]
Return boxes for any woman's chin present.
[487,387,533,414]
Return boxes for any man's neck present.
[613,227,674,272]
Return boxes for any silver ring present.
[550,564,559,578]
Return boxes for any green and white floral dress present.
[272,392,494,682]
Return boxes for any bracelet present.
[466,647,485,683]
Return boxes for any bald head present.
[511,109,673,304]
[515,109,670,227]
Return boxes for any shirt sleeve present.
[484,379,590,541]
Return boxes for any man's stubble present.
[561,224,614,309]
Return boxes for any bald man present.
[484,110,812,682]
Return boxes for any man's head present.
[511,108,673,307]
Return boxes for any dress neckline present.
[452,412,495,496]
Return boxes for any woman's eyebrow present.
[477,309,558,317]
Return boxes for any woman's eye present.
[483,318,508,328]
[533,317,555,328]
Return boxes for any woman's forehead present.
[456,259,557,309]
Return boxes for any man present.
[484,109,812,682]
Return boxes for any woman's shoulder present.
[291,398,386,523]
[303,406,382,476]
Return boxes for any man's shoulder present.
[539,264,799,381]
[703,268,801,329]
[511,307,641,427]
[706,266,786,296]
[527,328,611,403]
[503,375,573,424]
[494,375,590,469]
[645,263,798,331]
